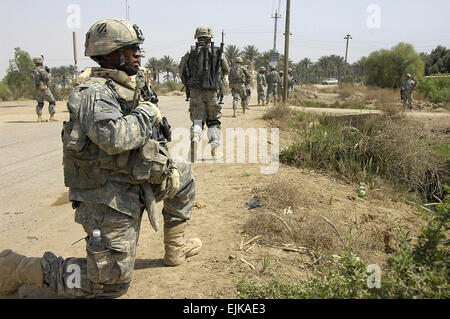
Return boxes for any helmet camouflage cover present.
[259,67,266,72]
[194,26,213,39]
[85,18,145,57]
[234,57,243,63]
[33,56,43,64]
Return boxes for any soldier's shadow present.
[134,258,165,270]
[5,121,41,124]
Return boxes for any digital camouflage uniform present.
[0,18,200,299]
[178,26,230,156]
[277,71,284,102]
[257,68,267,106]
[30,58,56,121]
[266,67,280,105]
[400,74,416,110]
[229,57,251,116]
[287,68,297,99]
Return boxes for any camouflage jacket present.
[400,79,416,94]
[288,75,297,88]
[257,73,267,88]
[62,68,162,217]
[31,66,50,90]
[266,70,280,86]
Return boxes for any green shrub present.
[166,80,179,92]
[280,112,443,200]
[0,83,12,101]
[418,76,450,104]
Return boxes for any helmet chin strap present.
[118,48,139,76]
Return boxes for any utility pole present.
[272,10,281,52]
[72,32,78,79]
[282,0,290,104]
[126,0,130,20]
[344,33,352,78]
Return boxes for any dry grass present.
[262,105,293,130]
[243,173,421,264]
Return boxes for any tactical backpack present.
[229,65,246,84]
[185,43,222,90]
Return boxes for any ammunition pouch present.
[62,120,108,189]
[132,139,171,184]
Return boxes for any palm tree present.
[225,45,241,65]
[298,58,312,82]
[145,57,161,83]
[254,50,276,71]
[159,55,177,83]
[242,45,260,65]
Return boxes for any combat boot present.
[49,114,58,122]
[37,115,44,123]
[163,223,202,266]
[233,109,236,118]
[0,249,44,296]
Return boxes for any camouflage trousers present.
[288,85,294,99]
[277,86,283,102]
[231,84,248,111]
[189,88,221,143]
[35,88,56,115]
[402,94,413,110]
[40,161,195,298]
[257,86,266,104]
[266,84,278,104]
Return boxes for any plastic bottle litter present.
[359,183,366,198]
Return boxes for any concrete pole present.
[282,0,291,104]
[344,33,352,78]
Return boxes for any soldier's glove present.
[137,101,162,126]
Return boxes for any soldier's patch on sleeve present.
[93,91,123,123]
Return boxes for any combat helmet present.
[270,65,276,70]
[33,56,43,64]
[406,73,411,78]
[194,26,213,39]
[85,18,145,57]
[234,57,243,63]
[259,67,266,72]
[288,68,293,73]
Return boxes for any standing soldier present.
[287,68,297,99]
[30,56,56,122]
[0,18,201,299]
[229,57,251,117]
[266,65,280,105]
[257,67,267,106]
[179,26,230,159]
[400,73,416,111]
[277,70,284,103]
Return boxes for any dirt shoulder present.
[0,94,433,299]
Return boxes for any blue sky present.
[0,0,449,78]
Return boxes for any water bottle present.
[90,229,104,252]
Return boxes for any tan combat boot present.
[49,114,58,122]
[163,223,202,266]
[0,249,44,296]
[37,115,44,123]
[233,109,236,118]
